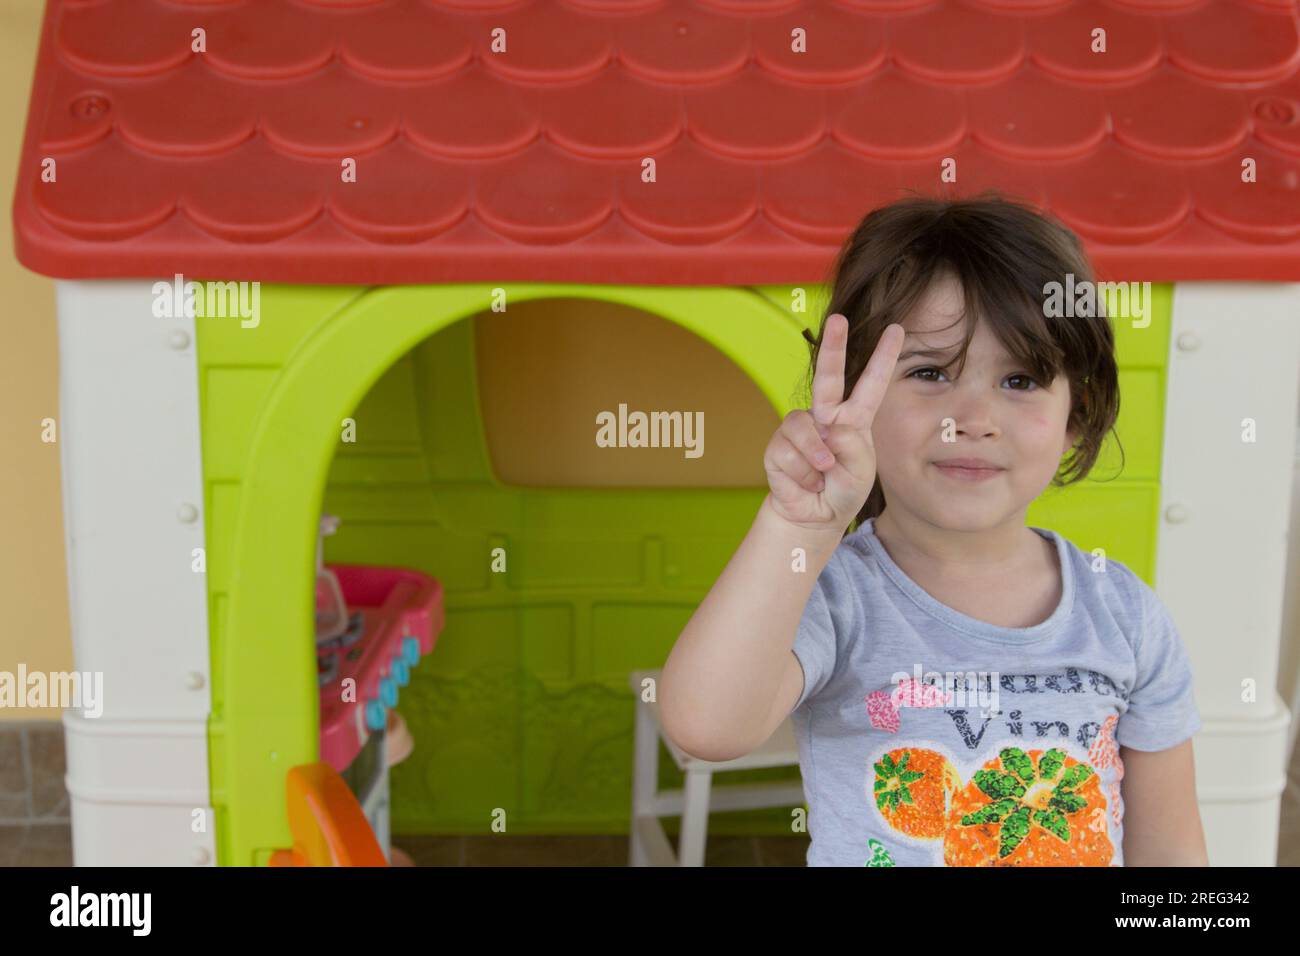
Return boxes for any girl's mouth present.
[932,463,1003,482]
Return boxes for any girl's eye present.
[906,367,1041,390]
[1006,374,1039,391]
[907,366,945,382]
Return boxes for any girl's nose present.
[952,418,999,440]
[945,385,999,438]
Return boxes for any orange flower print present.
[871,747,961,840]
[1089,714,1121,770]
[1088,714,1125,832]
[943,747,1114,866]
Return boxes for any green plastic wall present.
[195,282,1171,865]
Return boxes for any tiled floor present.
[0,823,73,867]
[0,722,69,822]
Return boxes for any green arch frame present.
[199,284,813,865]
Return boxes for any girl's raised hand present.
[763,316,906,532]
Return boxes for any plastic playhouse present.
[11,0,1300,865]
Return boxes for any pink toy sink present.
[317,564,443,772]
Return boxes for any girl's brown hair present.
[800,191,1123,533]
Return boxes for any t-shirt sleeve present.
[1115,584,1203,752]
[791,549,857,713]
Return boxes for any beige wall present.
[2,0,73,721]
[477,297,776,487]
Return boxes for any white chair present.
[628,668,805,866]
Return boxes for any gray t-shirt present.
[791,517,1201,867]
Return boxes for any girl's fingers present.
[765,462,814,505]
[810,313,848,426]
[766,433,826,493]
[780,410,836,471]
[840,323,906,432]
[823,424,876,488]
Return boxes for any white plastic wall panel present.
[55,279,215,866]
[1161,282,1300,865]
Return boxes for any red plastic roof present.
[12,0,1300,284]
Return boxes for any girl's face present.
[870,273,1078,533]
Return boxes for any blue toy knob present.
[365,699,386,733]
[392,658,410,686]
[380,676,398,708]
[402,636,420,666]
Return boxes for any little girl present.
[661,194,1207,867]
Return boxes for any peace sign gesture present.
[763,316,906,532]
